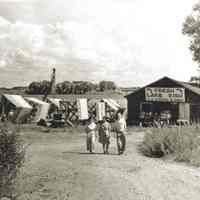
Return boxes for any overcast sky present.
[0,0,198,87]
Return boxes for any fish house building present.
[126,76,200,125]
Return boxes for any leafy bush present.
[140,126,200,166]
[0,122,25,199]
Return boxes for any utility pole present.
[43,68,56,101]
[51,68,56,95]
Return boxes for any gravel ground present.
[17,129,200,200]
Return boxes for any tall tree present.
[189,76,200,87]
[26,81,50,94]
[183,3,200,64]
[99,81,117,91]
[56,81,72,94]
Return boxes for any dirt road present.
[19,129,200,200]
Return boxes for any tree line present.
[25,80,117,94]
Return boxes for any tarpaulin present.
[102,98,120,111]
[108,98,121,109]
[25,97,50,122]
[3,94,32,109]
[77,98,89,120]
[96,102,105,121]
[47,98,61,108]
[3,94,32,123]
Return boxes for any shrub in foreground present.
[141,126,200,166]
[0,122,25,199]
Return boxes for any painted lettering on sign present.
[145,87,185,102]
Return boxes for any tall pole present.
[43,68,56,101]
[51,68,56,95]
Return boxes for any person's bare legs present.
[106,143,109,154]
[103,144,106,154]
[121,134,126,154]
[90,135,95,153]
[117,135,122,155]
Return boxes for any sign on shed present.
[145,87,185,102]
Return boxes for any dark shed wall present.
[185,90,200,122]
[126,77,200,124]
[127,89,145,124]
[127,77,183,123]
[185,89,200,103]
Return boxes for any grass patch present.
[14,127,85,200]
[0,122,26,199]
[140,126,200,166]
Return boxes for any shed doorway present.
[140,102,179,124]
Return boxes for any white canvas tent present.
[77,98,89,120]
[96,102,106,121]
[108,98,121,109]
[47,98,62,109]
[102,98,121,111]
[2,94,32,123]
[25,97,50,122]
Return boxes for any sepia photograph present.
[0,0,200,199]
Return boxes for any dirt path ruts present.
[21,131,200,200]
[59,132,200,200]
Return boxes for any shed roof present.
[179,81,200,96]
[125,76,200,97]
